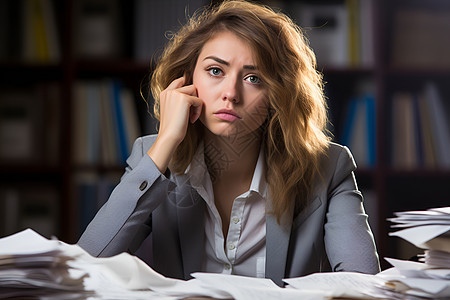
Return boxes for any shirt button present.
[224,263,231,270]
[228,243,235,250]
[139,181,148,191]
[232,217,240,224]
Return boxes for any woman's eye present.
[208,68,222,76]
[246,75,261,84]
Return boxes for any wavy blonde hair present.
[150,0,330,220]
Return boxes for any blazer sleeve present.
[324,145,381,274]
[77,136,173,257]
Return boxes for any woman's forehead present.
[198,31,258,64]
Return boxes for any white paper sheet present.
[283,272,385,299]
[385,277,450,298]
[389,225,450,247]
[0,228,60,256]
[384,257,450,280]
[193,272,328,300]
[61,243,230,299]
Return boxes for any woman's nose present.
[222,77,240,103]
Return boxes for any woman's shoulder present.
[325,141,355,164]
[327,141,347,152]
[320,141,357,177]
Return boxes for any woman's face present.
[193,31,268,139]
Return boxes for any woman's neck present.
[204,129,262,238]
[203,129,262,183]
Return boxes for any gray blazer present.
[78,134,380,286]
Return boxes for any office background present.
[0,0,449,270]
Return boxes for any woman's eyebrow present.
[204,55,229,65]
[204,55,257,70]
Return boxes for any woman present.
[78,0,380,286]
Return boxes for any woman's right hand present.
[147,76,203,173]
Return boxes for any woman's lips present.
[214,109,241,122]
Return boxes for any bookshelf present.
[0,0,449,268]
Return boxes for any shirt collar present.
[249,145,267,198]
[185,141,210,193]
[185,141,268,200]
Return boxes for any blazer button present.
[139,181,148,191]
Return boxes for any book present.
[74,0,123,58]
[390,83,450,170]
[120,88,141,157]
[31,0,49,61]
[85,82,101,164]
[0,84,60,165]
[392,9,450,68]
[41,0,61,62]
[71,80,141,166]
[391,92,417,169]
[20,0,60,63]
[71,82,89,165]
[422,82,450,168]
[0,89,39,163]
[294,1,349,67]
[291,0,375,68]
[111,80,128,163]
[365,94,376,166]
[346,0,360,66]
[105,80,123,164]
[340,94,376,168]
[350,97,368,166]
[416,93,437,168]
[99,80,118,166]
[358,0,374,67]
[40,83,61,165]
[411,95,424,167]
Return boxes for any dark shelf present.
[386,67,450,76]
[385,169,450,178]
[74,59,151,74]
[0,166,63,182]
[320,66,375,75]
[73,164,126,174]
[0,62,64,81]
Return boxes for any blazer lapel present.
[265,207,294,286]
[177,189,206,279]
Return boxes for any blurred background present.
[0,0,449,270]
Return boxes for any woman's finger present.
[166,76,186,90]
[189,96,203,123]
[177,84,197,97]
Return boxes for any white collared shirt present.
[185,142,267,278]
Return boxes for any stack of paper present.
[0,229,90,299]
[389,207,450,266]
[378,207,450,299]
[367,257,450,299]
